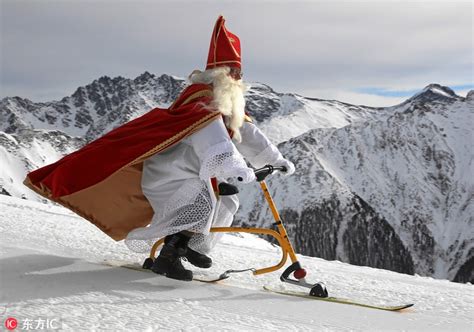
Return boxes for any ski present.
[263,286,414,312]
[104,260,414,311]
[103,260,228,283]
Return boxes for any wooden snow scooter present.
[141,165,330,298]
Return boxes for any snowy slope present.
[0,130,84,200]
[0,195,473,331]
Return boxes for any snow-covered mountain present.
[236,85,473,283]
[0,73,184,199]
[1,74,472,284]
[0,73,386,199]
[0,72,184,140]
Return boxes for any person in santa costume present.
[24,15,294,281]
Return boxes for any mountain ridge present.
[1,73,472,282]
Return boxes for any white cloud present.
[297,88,407,107]
[1,0,472,104]
[296,85,472,108]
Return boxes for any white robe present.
[125,117,286,254]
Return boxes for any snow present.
[257,97,382,144]
[0,131,81,200]
[0,145,30,198]
[1,195,472,331]
[235,94,473,281]
[309,99,473,279]
[2,79,472,286]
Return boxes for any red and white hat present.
[206,16,241,70]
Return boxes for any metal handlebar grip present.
[237,165,287,182]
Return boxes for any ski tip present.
[263,286,415,312]
[193,275,230,283]
[396,303,415,311]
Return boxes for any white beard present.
[189,67,248,142]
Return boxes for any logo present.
[5,317,18,330]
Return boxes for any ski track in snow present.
[0,195,473,331]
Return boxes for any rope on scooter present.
[219,267,257,280]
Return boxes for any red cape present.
[24,84,221,240]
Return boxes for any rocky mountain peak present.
[465,90,474,101]
[133,71,157,84]
[407,83,460,104]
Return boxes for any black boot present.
[184,248,212,269]
[151,233,193,281]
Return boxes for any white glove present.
[274,158,295,176]
[235,167,256,183]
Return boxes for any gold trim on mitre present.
[208,60,242,67]
[212,19,224,67]
[208,16,241,69]
[222,25,241,59]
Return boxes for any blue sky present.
[1,0,472,106]
[357,84,474,98]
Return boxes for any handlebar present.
[238,165,287,182]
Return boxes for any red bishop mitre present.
[206,15,241,70]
